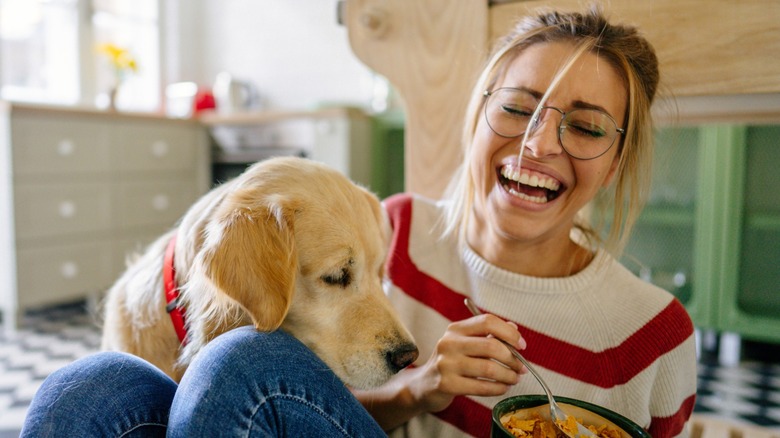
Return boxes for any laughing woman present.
[353,6,697,438]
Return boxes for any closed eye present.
[501,104,533,119]
[321,267,352,288]
[567,122,607,138]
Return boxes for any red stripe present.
[385,194,478,325]
[649,394,696,437]
[384,194,694,389]
[435,396,492,437]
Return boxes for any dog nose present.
[386,343,419,373]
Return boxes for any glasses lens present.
[560,109,618,159]
[485,88,537,138]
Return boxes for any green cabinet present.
[370,111,405,199]
[621,124,780,344]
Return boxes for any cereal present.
[500,411,622,438]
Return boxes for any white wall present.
[174,0,378,112]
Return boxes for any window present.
[0,0,79,104]
[91,0,160,111]
[0,0,160,111]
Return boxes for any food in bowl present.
[491,395,651,438]
[501,411,621,437]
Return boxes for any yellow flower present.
[96,43,139,80]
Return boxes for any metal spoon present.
[464,298,597,438]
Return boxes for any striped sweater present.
[383,194,697,438]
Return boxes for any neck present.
[466,228,593,278]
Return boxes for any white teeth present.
[518,172,528,184]
[500,166,561,191]
[507,187,547,204]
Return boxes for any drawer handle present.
[59,201,76,218]
[151,140,169,157]
[152,194,170,211]
[60,261,79,279]
[58,139,75,156]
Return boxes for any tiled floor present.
[0,302,102,436]
[695,339,780,430]
[1,301,779,437]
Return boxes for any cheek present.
[469,123,503,183]
[468,146,485,187]
[573,159,617,194]
[595,151,621,185]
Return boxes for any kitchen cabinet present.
[369,110,405,199]
[619,123,780,344]
[201,106,395,198]
[0,103,210,331]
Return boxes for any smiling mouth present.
[499,165,564,204]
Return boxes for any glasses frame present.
[483,88,625,160]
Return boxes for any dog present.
[101,156,418,389]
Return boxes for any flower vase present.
[107,86,118,111]
[96,86,119,111]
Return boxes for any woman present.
[21,6,696,438]
[353,7,696,437]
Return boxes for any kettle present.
[212,72,260,114]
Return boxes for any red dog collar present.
[164,234,188,345]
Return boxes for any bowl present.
[491,395,651,438]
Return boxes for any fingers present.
[424,345,520,399]
[411,312,530,410]
[440,329,524,376]
[454,313,527,352]
[443,338,518,375]
[505,321,528,350]
[440,315,528,372]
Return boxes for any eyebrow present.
[570,99,613,114]
[513,86,615,115]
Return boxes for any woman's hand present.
[353,312,527,431]
[409,312,528,413]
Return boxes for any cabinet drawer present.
[114,122,199,173]
[14,182,112,240]
[16,241,114,309]
[11,114,111,176]
[114,180,200,229]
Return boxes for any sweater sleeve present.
[647,299,698,438]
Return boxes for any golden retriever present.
[101,156,418,389]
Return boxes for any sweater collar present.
[461,245,611,294]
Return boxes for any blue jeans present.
[21,327,386,437]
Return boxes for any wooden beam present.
[490,0,780,96]
[344,0,489,198]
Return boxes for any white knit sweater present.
[383,194,697,438]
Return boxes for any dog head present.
[192,156,417,389]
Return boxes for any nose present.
[385,343,419,373]
[522,109,564,158]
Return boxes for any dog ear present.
[201,203,296,331]
[361,187,389,245]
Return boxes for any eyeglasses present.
[483,88,625,160]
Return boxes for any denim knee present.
[21,351,177,438]
[169,327,385,437]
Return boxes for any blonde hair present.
[440,5,659,257]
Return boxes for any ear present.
[201,204,296,331]
[361,188,385,229]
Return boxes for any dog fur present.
[101,156,418,389]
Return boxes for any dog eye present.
[321,267,351,288]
